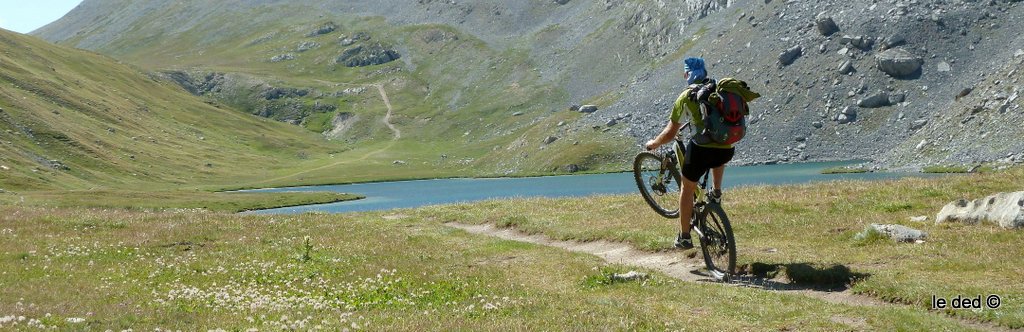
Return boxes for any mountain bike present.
[632,123,737,281]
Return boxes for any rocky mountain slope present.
[0,28,336,190]
[33,0,1024,172]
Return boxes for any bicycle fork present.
[651,154,675,194]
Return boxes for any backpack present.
[688,79,749,145]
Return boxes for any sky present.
[0,0,84,34]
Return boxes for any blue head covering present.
[683,57,707,85]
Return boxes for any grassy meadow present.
[1,167,1022,330]
[420,166,1024,328]
[0,207,984,331]
[0,190,361,213]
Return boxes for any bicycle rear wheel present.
[633,151,682,218]
[697,203,736,281]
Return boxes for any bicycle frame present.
[690,172,712,240]
[672,137,713,240]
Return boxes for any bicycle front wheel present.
[697,203,736,281]
[632,151,682,218]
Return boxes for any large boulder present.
[858,92,890,108]
[876,48,923,78]
[779,46,803,66]
[936,191,1024,229]
[815,15,840,36]
[578,105,598,113]
[838,60,855,75]
[836,106,857,124]
[863,224,928,242]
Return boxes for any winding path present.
[254,81,400,185]
[447,222,1009,332]
[375,84,401,140]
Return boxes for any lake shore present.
[243,161,944,215]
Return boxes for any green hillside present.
[0,28,339,191]
[175,16,632,176]
[35,6,636,180]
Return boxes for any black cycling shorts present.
[675,140,735,182]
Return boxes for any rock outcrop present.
[324,112,358,138]
[308,22,338,37]
[936,191,1024,229]
[296,41,320,52]
[270,54,295,63]
[335,44,401,67]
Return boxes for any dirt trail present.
[375,84,400,139]
[254,81,400,185]
[447,222,1010,332]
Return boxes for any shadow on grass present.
[692,262,871,292]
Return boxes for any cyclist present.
[644,57,735,249]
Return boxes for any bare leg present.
[679,178,697,233]
[712,165,725,191]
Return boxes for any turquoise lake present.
[243,161,934,214]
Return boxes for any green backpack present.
[689,79,753,145]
